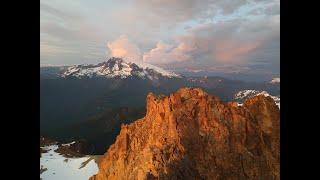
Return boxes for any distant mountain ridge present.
[234,89,280,108]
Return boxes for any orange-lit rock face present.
[90,88,280,180]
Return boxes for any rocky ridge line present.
[90,87,280,180]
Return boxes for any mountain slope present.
[90,87,280,180]
[55,107,146,155]
[40,77,183,132]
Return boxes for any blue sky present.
[40,0,279,76]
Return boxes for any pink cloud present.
[107,35,142,63]
[214,41,260,62]
[143,41,196,64]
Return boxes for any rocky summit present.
[90,87,280,180]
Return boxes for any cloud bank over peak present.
[108,12,278,69]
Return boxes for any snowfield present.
[40,145,99,180]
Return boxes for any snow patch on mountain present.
[270,77,280,84]
[62,141,76,146]
[62,57,181,80]
[40,144,99,180]
[234,90,280,108]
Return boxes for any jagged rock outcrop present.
[90,87,280,180]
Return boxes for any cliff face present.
[90,88,280,180]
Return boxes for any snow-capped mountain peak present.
[234,89,280,108]
[62,57,181,80]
